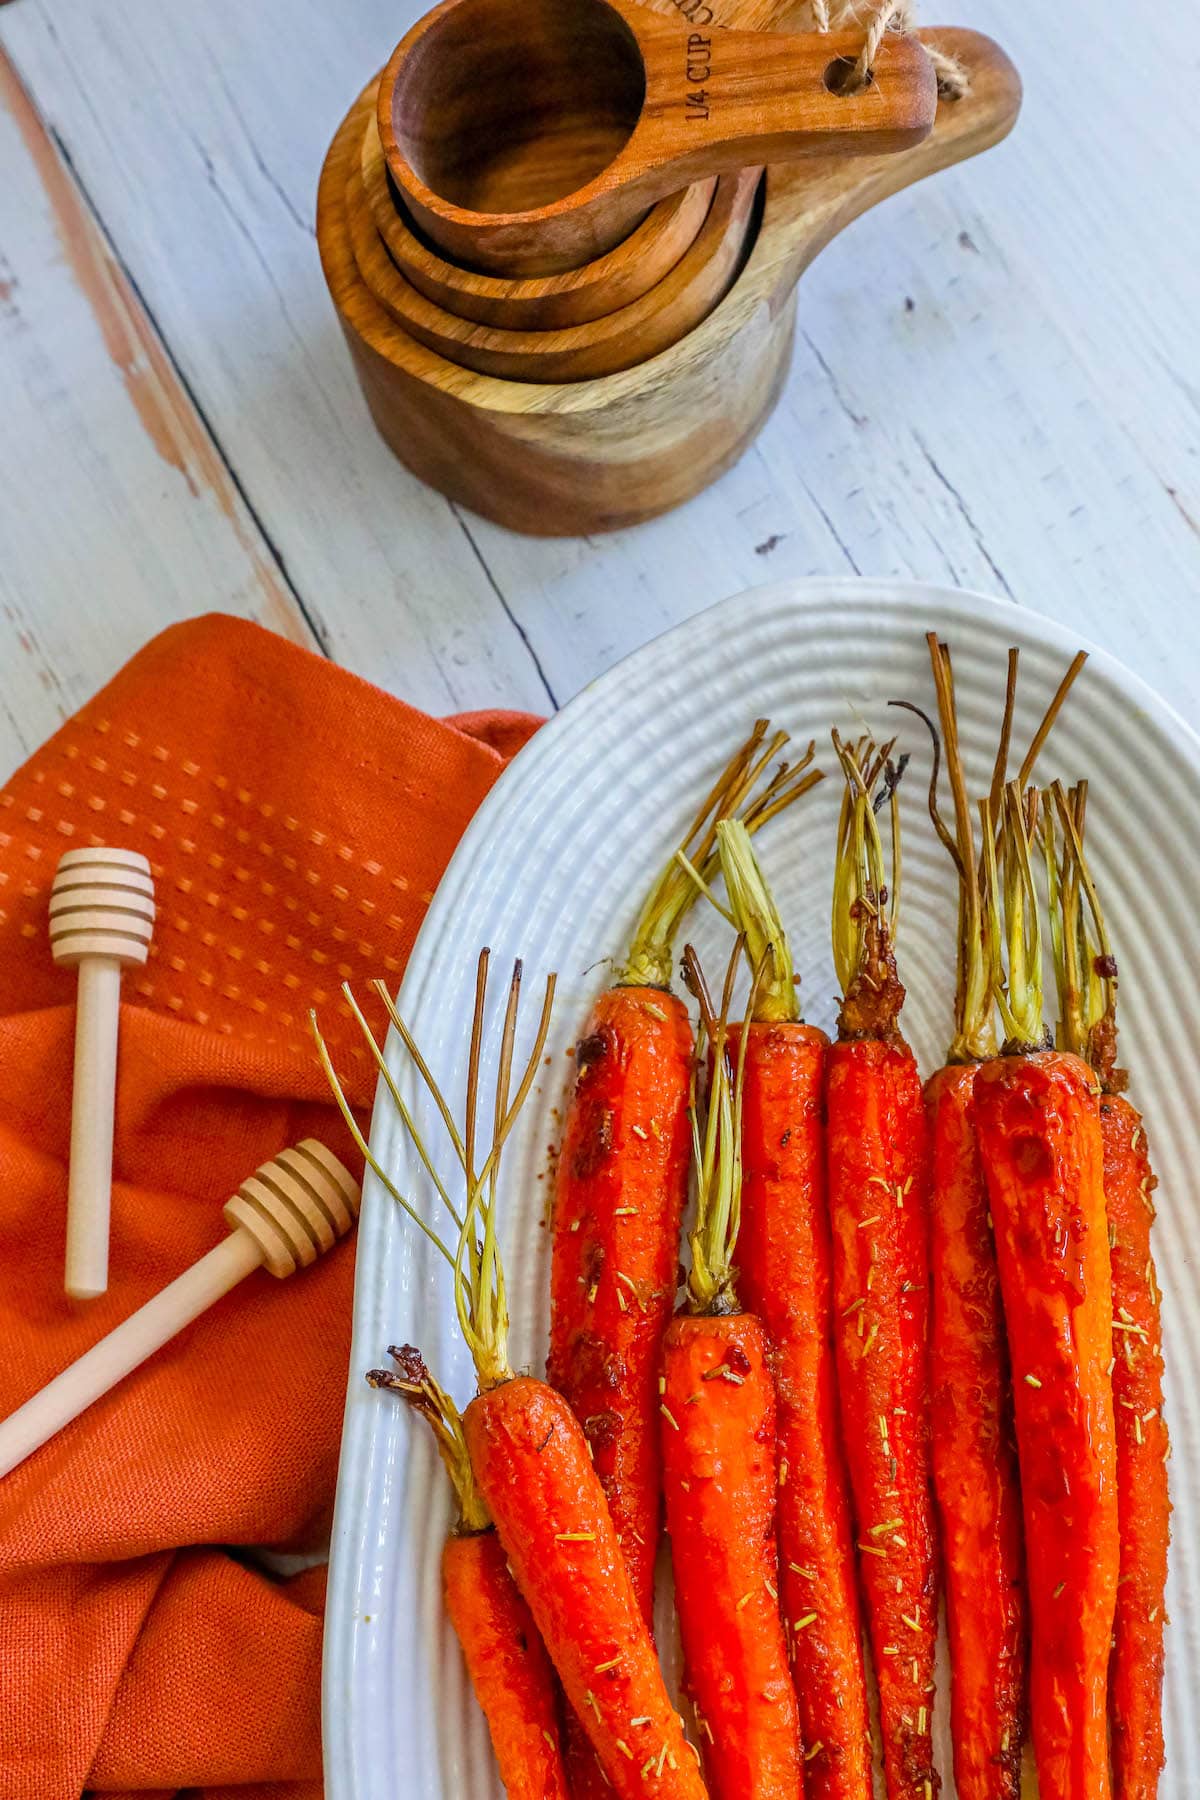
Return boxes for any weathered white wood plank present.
[0,49,317,779]
[0,2,556,723]
[1,0,1197,736]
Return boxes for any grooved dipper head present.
[223,1140,362,1277]
[49,848,156,969]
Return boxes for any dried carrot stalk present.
[716,818,870,1800]
[825,734,939,1800]
[1047,783,1169,1800]
[660,944,804,1799]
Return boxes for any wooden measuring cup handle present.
[760,27,1022,288]
[380,0,938,277]
[627,21,937,188]
[0,1142,360,1480]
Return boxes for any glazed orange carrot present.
[1047,783,1169,1800]
[915,638,1090,1800]
[716,818,870,1800]
[550,728,820,1799]
[366,1347,570,1800]
[973,785,1119,1800]
[912,640,1086,1800]
[317,954,708,1800]
[551,983,693,1617]
[926,1059,1026,1800]
[550,723,820,1625]
[466,1375,704,1798]
[1101,1093,1169,1800]
[660,944,803,1800]
[825,734,939,1800]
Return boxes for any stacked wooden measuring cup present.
[317,0,1021,535]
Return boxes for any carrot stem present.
[621,726,820,989]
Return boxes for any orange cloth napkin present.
[0,615,540,1800]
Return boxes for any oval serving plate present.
[325,578,1199,1799]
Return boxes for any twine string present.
[811,0,971,101]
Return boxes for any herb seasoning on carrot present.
[1047,782,1170,1800]
[715,818,870,1800]
[367,1347,571,1800]
[550,723,820,1628]
[914,637,1085,1800]
[316,954,708,1800]
[660,941,804,1800]
[973,784,1119,1800]
[825,732,939,1800]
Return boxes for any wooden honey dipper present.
[0,1140,361,1479]
[379,0,938,274]
[49,847,156,1299]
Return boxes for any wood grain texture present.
[318,33,1017,533]
[348,107,760,380]
[379,0,937,273]
[320,92,796,533]
[1,0,1198,749]
[0,48,317,777]
[362,119,716,329]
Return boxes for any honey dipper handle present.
[65,956,124,1300]
[0,1228,264,1480]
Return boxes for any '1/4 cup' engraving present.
[686,32,711,120]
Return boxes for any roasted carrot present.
[926,1058,1025,1800]
[366,1347,570,1800]
[910,640,1086,1792]
[550,727,819,1796]
[825,732,939,1800]
[914,639,1085,1800]
[550,723,820,1616]
[973,785,1119,1800]
[715,818,870,1800]
[660,943,804,1800]
[466,1374,703,1798]
[317,954,707,1800]
[1047,783,1169,1800]
[1101,1095,1169,1800]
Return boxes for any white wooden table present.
[1,0,1196,773]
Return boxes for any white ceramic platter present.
[324,579,1200,1799]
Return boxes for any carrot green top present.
[368,1346,490,1533]
[681,942,754,1316]
[917,636,1088,1065]
[313,949,556,1392]
[716,818,797,1025]
[983,781,1051,1056]
[619,722,820,990]
[1044,780,1124,1093]
[831,731,908,1042]
[921,633,999,1064]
